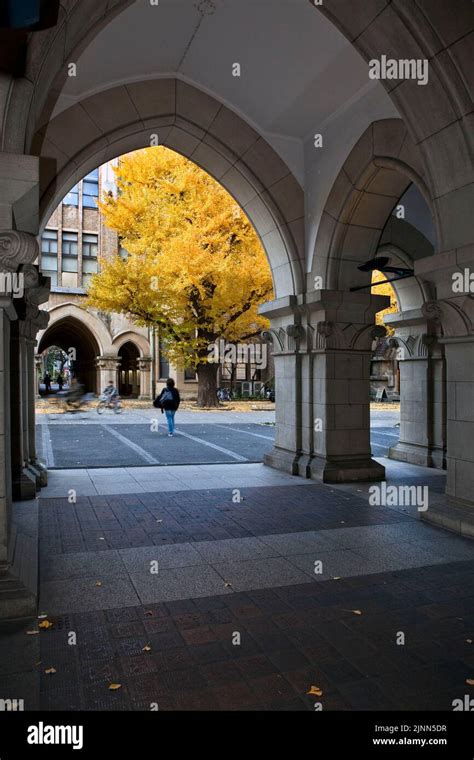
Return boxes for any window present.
[184,367,197,380]
[83,233,98,258]
[62,231,78,257]
[63,184,79,206]
[41,229,58,254]
[82,169,99,208]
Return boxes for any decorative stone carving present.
[389,333,436,359]
[311,321,386,351]
[137,356,152,372]
[0,231,38,272]
[96,355,121,371]
[422,299,473,338]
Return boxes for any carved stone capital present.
[0,231,38,273]
[422,298,474,338]
[97,355,120,371]
[137,357,152,371]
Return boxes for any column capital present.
[0,231,38,273]
[422,297,474,341]
[96,355,121,370]
[137,356,152,371]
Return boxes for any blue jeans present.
[165,410,175,434]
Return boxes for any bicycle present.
[96,393,123,414]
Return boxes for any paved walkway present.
[3,455,473,712]
[36,409,400,469]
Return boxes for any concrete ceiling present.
[53,0,396,148]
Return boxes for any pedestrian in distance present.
[154,378,180,436]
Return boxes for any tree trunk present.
[197,363,219,407]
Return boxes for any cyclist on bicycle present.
[102,380,119,408]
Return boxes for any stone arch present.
[311,119,436,292]
[309,0,473,255]
[112,330,150,358]
[32,79,305,299]
[37,302,112,357]
[37,308,106,393]
[374,243,431,314]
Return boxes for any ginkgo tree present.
[86,146,274,406]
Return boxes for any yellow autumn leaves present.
[86,146,274,372]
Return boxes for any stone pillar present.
[443,337,474,505]
[386,313,446,469]
[96,355,121,394]
[0,298,15,565]
[138,356,152,400]
[261,296,302,474]
[34,353,43,399]
[261,291,390,483]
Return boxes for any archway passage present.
[118,341,140,398]
[37,317,100,393]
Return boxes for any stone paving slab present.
[32,560,474,711]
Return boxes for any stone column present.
[261,291,390,483]
[0,298,15,565]
[96,355,121,394]
[386,313,446,469]
[34,353,43,399]
[420,297,474,511]
[305,291,390,483]
[261,296,302,474]
[138,356,152,400]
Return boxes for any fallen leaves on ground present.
[307,686,323,696]
[466,679,474,686]
[38,620,53,629]
[44,667,56,675]
[224,582,232,589]
[142,644,152,653]
[95,581,102,587]
[466,639,473,644]
[108,683,122,690]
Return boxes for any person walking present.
[155,378,180,436]
[43,372,51,393]
[56,373,64,391]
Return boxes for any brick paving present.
[30,483,474,711]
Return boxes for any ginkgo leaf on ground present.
[95,581,102,587]
[44,667,56,674]
[108,683,122,690]
[142,645,152,652]
[38,620,53,629]
[307,686,323,696]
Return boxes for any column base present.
[421,497,474,538]
[12,469,37,500]
[389,441,446,469]
[28,460,48,488]
[0,563,37,624]
[309,455,386,483]
[263,447,300,475]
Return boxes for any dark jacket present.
[157,387,180,412]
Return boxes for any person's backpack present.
[153,396,161,409]
[161,389,174,404]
